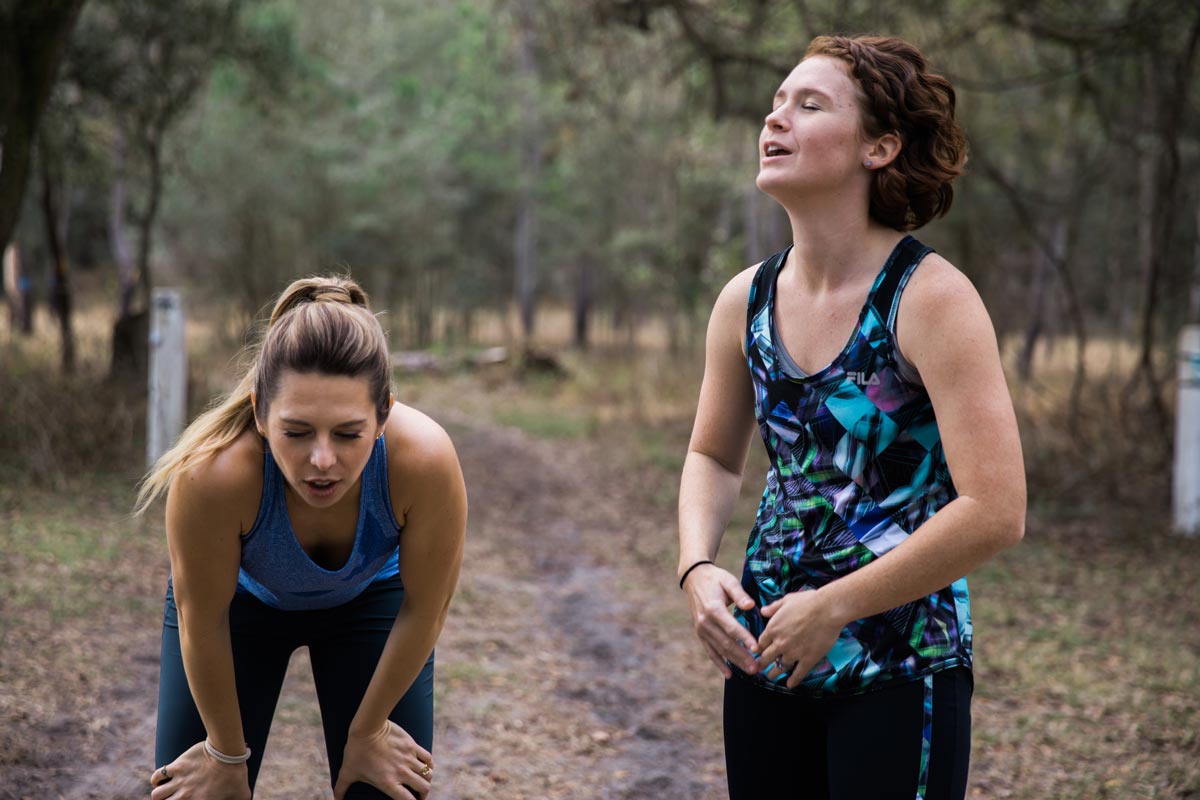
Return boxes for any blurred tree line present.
[2,0,1198,418]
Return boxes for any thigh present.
[826,669,972,800]
[723,672,829,800]
[154,583,296,790]
[308,578,435,799]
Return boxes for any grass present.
[1,283,1196,797]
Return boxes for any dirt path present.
[3,416,725,799]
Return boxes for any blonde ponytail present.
[134,274,390,516]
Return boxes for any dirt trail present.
[6,417,725,799]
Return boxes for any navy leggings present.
[155,576,434,798]
[723,667,972,799]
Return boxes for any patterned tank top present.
[734,235,972,696]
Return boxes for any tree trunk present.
[108,129,136,317]
[40,142,74,373]
[1189,199,1200,325]
[513,0,541,341]
[111,127,163,379]
[2,243,33,334]
[0,0,86,256]
[1017,241,1051,382]
[574,257,593,350]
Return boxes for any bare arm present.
[334,409,467,799]
[677,268,763,677]
[151,433,261,797]
[757,256,1026,685]
[351,415,466,735]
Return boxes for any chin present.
[755,173,789,203]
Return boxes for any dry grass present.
[0,286,1196,799]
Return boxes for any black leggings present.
[155,576,433,798]
[723,668,972,800]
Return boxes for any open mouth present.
[763,144,793,158]
[304,479,339,496]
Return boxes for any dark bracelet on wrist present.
[678,559,715,590]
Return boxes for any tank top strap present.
[745,247,791,349]
[869,235,934,331]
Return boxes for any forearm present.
[819,495,1024,625]
[349,602,447,736]
[677,450,745,578]
[178,612,246,754]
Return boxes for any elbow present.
[1005,513,1026,548]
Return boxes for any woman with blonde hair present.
[677,35,1025,798]
[139,275,466,800]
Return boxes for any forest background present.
[2,0,1199,798]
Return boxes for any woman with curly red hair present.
[677,35,1025,798]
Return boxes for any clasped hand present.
[681,563,843,690]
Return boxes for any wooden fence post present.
[147,288,187,466]
[1175,324,1200,536]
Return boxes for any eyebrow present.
[776,86,834,101]
[279,417,370,427]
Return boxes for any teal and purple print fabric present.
[734,236,972,696]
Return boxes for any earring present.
[864,159,873,167]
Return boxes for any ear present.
[377,393,395,439]
[864,131,902,170]
[250,391,266,437]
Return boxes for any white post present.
[1175,325,1200,536]
[147,288,187,466]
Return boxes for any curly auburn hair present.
[805,35,967,231]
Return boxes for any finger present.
[785,659,810,689]
[760,598,782,617]
[405,756,434,791]
[149,763,172,788]
[333,774,350,800]
[702,628,758,674]
[720,573,757,610]
[150,780,174,800]
[706,606,759,656]
[701,638,733,678]
[387,782,419,800]
[402,770,432,797]
[411,742,433,766]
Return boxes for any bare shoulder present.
[167,427,263,536]
[713,263,763,316]
[897,251,1000,369]
[707,262,766,353]
[902,252,984,314]
[383,403,464,513]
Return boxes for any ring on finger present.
[419,763,432,779]
[158,766,172,780]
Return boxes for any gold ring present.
[420,764,432,779]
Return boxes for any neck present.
[777,195,903,292]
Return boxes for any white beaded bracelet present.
[205,739,252,765]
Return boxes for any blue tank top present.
[236,435,401,610]
[736,236,972,696]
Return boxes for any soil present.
[0,415,726,800]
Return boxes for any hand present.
[334,720,433,800]
[149,740,250,800]
[756,588,845,690]
[681,562,760,678]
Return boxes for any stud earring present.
[864,159,873,167]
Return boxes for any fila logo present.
[846,371,881,386]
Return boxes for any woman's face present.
[257,370,385,509]
[756,55,870,200]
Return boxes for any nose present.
[309,438,336,471]
[764,105,787,130]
